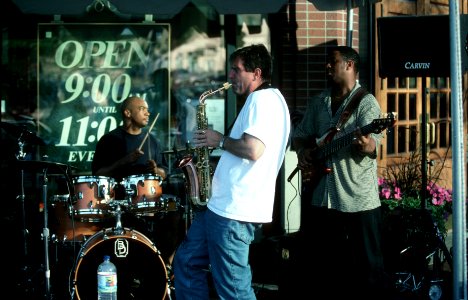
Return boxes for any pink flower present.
[378,177,385,185]
[432,197,442,206]
[393,186,402,200]
[381,187,391,199]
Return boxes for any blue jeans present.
[173,209,261,300]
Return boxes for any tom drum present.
[123,174,163,215]
[72,176,114,222]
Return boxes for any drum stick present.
[138,112,160,151]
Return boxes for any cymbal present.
[15,160,77,175]
[0,121,45,145]
[162,148,192,155]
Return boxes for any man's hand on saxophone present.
[192,129,224,149]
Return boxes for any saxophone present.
[178,82,231,209]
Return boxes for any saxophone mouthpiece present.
[200,82,232,102]
[223,82,232,90]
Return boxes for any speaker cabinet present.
[378,15,468,78]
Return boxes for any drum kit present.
[67,173,184,300]
[3,122,189,300]
[16,163,187,299]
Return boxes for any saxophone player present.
[173,44,291,300]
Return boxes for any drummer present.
[92,95,167,182]
[91,96,179,265]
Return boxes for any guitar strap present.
[335,86,369,130]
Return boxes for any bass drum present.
[73,228,168,300]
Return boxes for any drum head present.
[74,228,168,299]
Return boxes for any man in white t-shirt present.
[173,44,291,300]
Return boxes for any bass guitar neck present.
[298,113,397,184]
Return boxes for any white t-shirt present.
[208,88,291,223]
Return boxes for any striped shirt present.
[293,82,383,213]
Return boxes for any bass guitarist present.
[292,46,388,300]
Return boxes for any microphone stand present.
[17,168,31,289]
[41,168,52,299]
[19,168,28,260]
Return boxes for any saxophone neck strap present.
[254,81,271,91]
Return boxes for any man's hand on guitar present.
[295,147,321,184]
[352,127,375,154]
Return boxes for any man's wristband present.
[219,135,226,150]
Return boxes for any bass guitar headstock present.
[368,112,397,134]
[382,112,398,123]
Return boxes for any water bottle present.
[97,255,117,300]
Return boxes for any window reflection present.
[169,13,271,152]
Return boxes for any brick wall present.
[277,0,361,113]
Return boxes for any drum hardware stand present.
[166,284,174,300]
[15,136,34,295]
[183,197,192,235]
[172,145,193,234]
[70,287,75,300]
[113,204,124,235]
[16,136,28,256]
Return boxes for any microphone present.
[287,166,300,182]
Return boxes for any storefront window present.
[1,4,272,174]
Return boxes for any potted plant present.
[379,177,452,236]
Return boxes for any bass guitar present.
[288,113,397,188]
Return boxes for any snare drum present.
[73,228,168,300]
[123,174,163,215]
[72,176,114,222]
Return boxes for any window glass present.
[169,11,271,158]
[430,93,438,119]
[409,93,417,120]
[387,93,396,113]
[398,94,407,120]
[397,126,407,153]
